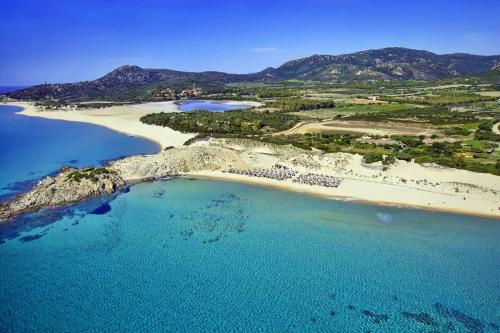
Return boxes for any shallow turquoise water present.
[0,105,159,198]
[1,179,499,332]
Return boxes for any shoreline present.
[2,101,499,219]
[17,102,164,152]
[7,100,261,149]
[7,101,193,149]
[185,172,499,219]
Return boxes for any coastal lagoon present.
[0,105,159,198]
[1,178,499,332]
[178,100,252,112]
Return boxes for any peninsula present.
[1,47,499,220]
[1,101,499,219]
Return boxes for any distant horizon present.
[1,0,499,85]
[0,85,31,93]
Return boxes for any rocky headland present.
[0,167,126,221]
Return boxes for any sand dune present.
[189,138,500,218]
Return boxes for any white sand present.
[11,100,262,148]
[9,101,195,148]
[189,169,499,218]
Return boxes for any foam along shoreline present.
[8,101,194,149]
[2,102,499,219]
[187,171,499,219]
[183,139,500,218]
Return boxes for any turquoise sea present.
[0,102,499,332]
[1,179,499,332]
[0,105,159,198]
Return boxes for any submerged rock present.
[402,311,438,327]
[90,203,112,215]
[434,303,484,333]
[362,310,389,324]
[18,233,45,242]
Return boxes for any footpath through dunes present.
[3,137,499,221]
[110,146,247,180]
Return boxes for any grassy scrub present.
[261,133,500,175]
[345,106,480,124]
[66,167,111,183]
[379,92,496,106]
[265,97,337,112]
[140,109,299,136]
[289,103,415,119]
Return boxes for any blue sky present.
[1,0,499,85]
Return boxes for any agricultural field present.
[289,103,416,119]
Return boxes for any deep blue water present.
[0,86,29,93]
[178,100,252,112]
[1,179,499,332]
[0,105,159,198]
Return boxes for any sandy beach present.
[9,101,195,148]
[188,170,499,218]
[11,101,262,148]
[186,138,500,218]
[5,101,500,218]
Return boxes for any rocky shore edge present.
[0,145,244,222]
[0,167,127,221]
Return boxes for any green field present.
[289,103,416,119]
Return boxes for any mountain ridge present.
[6,47,500,102]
